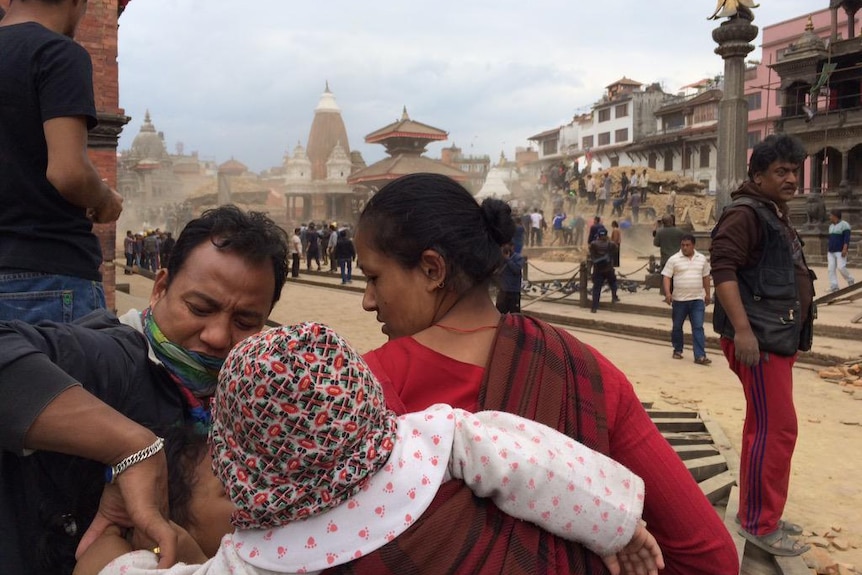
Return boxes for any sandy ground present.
[118,260,862,569]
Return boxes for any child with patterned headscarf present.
[86,323,663,575]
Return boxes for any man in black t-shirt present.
[0,0,124,323]
[305,222,322,270]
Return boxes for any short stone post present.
[579,260,589,308]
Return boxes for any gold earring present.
[437,281,445,289]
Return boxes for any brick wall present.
[76,0,124,311]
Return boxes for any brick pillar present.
[75,0,130,312]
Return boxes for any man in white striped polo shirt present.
[661,234,712,365]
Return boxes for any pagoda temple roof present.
[365,106,448,144]
[347,154,468,186]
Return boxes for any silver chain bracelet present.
[104,437,165,484]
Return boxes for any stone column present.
[713,17,758,216]
[840,149,850,187]
[831,6,839,42]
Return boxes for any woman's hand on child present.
[602,522,664,575]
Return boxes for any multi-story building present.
[528,77,669,174]
[769,4,861,198]
[627,85,722,191]
[439,145,491,195]
[579,78,667,169]
[516,2,860,203]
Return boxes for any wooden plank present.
[652,417,708,433]
[646,409,701,419]
[662,431,714,445]
[685,454,729,482]
[697,469,734,503]
[774,555,815,575]
[723,486,747,574]
[814,281,862,306]
[702,413,741,479]
[672,444,721,460]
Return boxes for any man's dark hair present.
[830,209,842,219]
[681,234,696,244]
[748,134,807,180]
[358,173,514,293]
[167,205,289,306]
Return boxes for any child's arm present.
[602,522,664,575]
[73,525,132,575]
[446,409,645,556]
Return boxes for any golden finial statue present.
[708,0,760,20]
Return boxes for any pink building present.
[745,4,859,192]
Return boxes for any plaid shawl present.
[326,314,611,574]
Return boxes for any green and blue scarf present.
[141,307,224,426]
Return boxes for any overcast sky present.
[116,0,821,173]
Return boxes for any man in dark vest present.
[711,134,814,558]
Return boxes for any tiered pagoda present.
[347,107,469,192]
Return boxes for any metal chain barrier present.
[521,270,580,309]
[615,261,649,279]
[525,259,581,276]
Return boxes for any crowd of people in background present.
[286,220,357,279]
[522,163,661,250]
[538,161,652,220]
[123,229,176,274]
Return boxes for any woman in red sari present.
[337,173,737,575]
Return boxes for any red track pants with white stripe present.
[721,337,798,536]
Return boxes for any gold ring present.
[152,546,161,555]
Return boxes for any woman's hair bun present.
[479,198,514,246]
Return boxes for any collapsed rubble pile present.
[801,524,860,574]
[581,166,716,229]
[818,362,862,386]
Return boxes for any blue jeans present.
[0,270,106,323]
[339,259,352,283]
[671,299,706,358]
